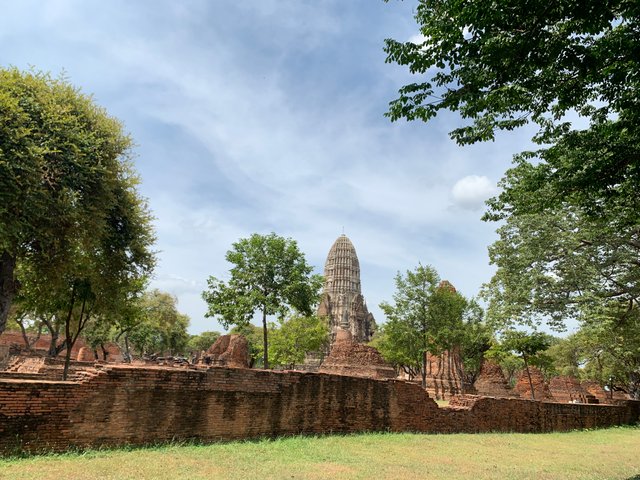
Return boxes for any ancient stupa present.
[317,234,376,348]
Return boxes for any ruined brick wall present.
[0,366,638,455]
[474,361,518,398]
[0,331,88,359]
[549,376,598,404]
[514,366,553,401]
[424,350,466,399]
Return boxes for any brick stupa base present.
[473,360,518,398]
[549,376,598,404]
[514,366,553,401]
[318,329,396,380]
[202,334,250,368]
[424,350,467,400]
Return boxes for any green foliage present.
[482,207,640,330]
[202,233,323,368]
[378,264,487,386]
[484,343,524,387]
[499,330,553,399]
[385,0,638,145]
[457,300,493,384]
[546,311,640,399]
[386,1,640,397]
[0,67,156,372]
[268,314,329,368]
[126,290,190,357]
[229,323,264,368]
[187,331,221,354]
[501,330,552,360]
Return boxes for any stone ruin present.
[317,234,376,348]
[1,324,632,406]
[473,360,519,398]
[514,366,554,401]
[318,328,396,380]
[200,334,250,369]
[423,350,466,400]
[549,376,598,404]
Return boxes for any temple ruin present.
[317,234,376,348]
[318,328,395,380]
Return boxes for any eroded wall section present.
[0,366,638,454]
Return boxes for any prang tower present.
[317,234,376,347]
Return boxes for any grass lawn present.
[1,427,639,480]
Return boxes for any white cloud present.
[408,33,428,44]
[451,175,498,211]
[0,1,536,333]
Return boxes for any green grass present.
[1,427,639,480]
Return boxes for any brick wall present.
[0,366,638,455]
[0,331,87,359]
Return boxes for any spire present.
[318,234,375,347]
[323,234,361,296]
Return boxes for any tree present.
[386,4,640,391]
[378,265,468,388]
[482,207,640,331]
[500,330,552,400]
[484,343,524,387]
[202,233,323,369]
[0,67,156,338]
[187,331,221,354]
[386,0,639,284]
[456,300,493,385]
[268,314,329,369]
[546,311,640,399]
[384,0,638,148]
[126,289,190,357]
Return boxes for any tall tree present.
[386,1,639,394]
[499,330,552,400]
[385,0,640,238]
[384,0,638,147]
[378,265,468,388]
[126,289,190,357]
[482,207,640,330]
[0,67,156,336]
[202,233,323,369]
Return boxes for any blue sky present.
[1,0,537,334]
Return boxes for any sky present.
[0,0,538,334]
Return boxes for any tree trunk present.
[62,285,78,381]
[43,319,66,357]
[16,315,42,351]
[0,251,18,336]
[629,372,640,400]
[124,335,131,363]
[523,355,535,400]
[63,336,73,380]
[262,308,269,369]
[421,350,427,389]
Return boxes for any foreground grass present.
[1,427,639,480]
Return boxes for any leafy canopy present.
[268,314,329,369]
[385,0,639,144]
[0,67,156,365]
[202,233,323,368]
[378,265,483,386]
